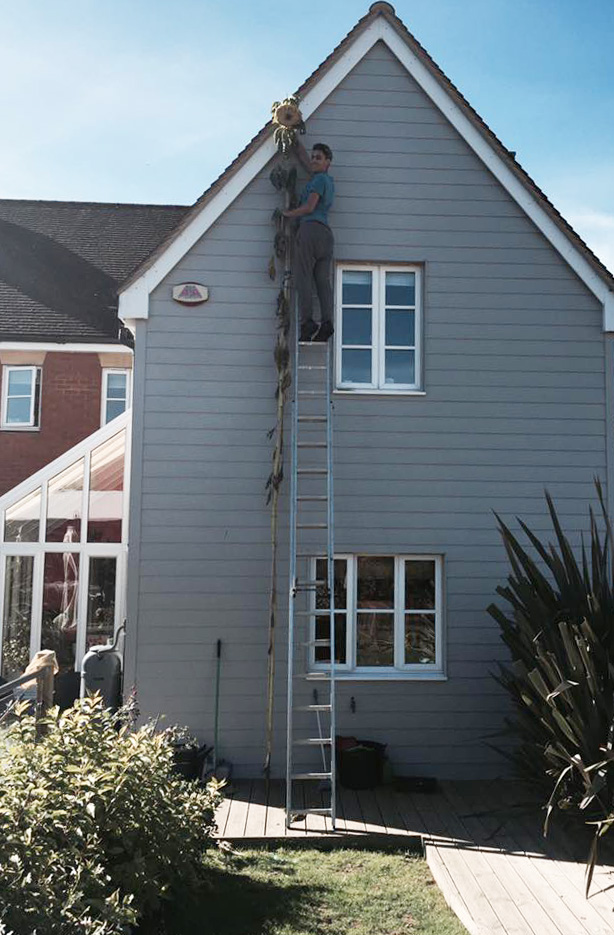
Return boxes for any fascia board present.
[379,21,614,322]
[118,15,614,328]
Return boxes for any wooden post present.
[36,660,55,719]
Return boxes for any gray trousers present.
[294,221,334,324]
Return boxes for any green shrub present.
[488,484,614,889]
[0,696,221,934]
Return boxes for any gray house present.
[117,2,614,780]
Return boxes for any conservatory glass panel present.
[4,487,41,542]
[88,431,125,543]
[41,552,80,673]
[1,555,34,679]
[46,459,84,542]
[86,557,117,650]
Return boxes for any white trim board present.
[0,342,133,354]
[117,15,614,329]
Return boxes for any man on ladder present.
[283,141,335,343]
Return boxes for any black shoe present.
[299,319,318,342]
[313,320,334,342]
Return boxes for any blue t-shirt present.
[299,172,334,226]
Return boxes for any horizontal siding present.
[130,40,606,781]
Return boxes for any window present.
[310,555,443,677]
[1,366,41,428]
[336,266,422,392]
[101,369,131,425]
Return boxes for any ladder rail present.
[286,332,336,830]
[326,339,337,829]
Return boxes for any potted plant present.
[162,724,199,780]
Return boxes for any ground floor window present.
[311,554,444,677]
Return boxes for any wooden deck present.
[215,779,614,935]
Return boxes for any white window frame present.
[335,265,423,394]
[101,368,131,426]
[1,365,41,430]
[309,553,445,680]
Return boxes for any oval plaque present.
[172,283,209,305]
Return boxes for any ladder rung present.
[302,639,331,647]
[296,579,327,587]
[297,442,327,448]
[293,738,332,746]
[301,807,333,815]
[298,391,327,396]
[297,496,328,501]
[298,672,330,680]
[298,416,327,423]
[297,704,331,711]
[293,610,315,616]
[298,365,327,370]
[292,772,332,780]
[297,523,327,529]
[297,468,327,474]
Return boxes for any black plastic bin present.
[337,737,387,790]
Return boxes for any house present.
[0,200,188,495]
[1,2,613,779]
[0,200,187,698]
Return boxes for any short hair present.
[313,142,333,162]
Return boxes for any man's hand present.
[283,192,319,219]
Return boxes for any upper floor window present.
[101,369,131,425]
[310,554,444,678]
[1,366,41,429]
[335,265,422,392]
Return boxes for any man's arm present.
[293,139,312,173]
[283,192,319,219]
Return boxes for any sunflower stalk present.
[263,124,298,780]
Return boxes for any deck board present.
[214,779,614,935]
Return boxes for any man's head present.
[310,143,333,173]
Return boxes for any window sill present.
[333,389,426,398]
[0,425,40,432]
[307,670,447,682]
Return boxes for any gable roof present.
[0,199,189,344]
[118,1,614,329]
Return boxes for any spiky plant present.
[488,481,614,891]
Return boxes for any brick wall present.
[0,352,103,496]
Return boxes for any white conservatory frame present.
[0,411,131,674]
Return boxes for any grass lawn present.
[146,846,468,935]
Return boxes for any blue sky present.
[1,0,612,269]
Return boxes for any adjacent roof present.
[118,1,614,308]
[0,200,189,343]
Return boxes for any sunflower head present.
[272,99,303,129]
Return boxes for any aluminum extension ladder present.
[285,327,336,829]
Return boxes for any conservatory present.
[0,412,130,703]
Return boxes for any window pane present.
[315,558,347,610]
[357,612,394,666]
[2,556,33,680]
[88,431,125,543]
[385,350,415,385]
[4,488,41,542]
[105,400,126,423]
[41,552,80,673]
[6,397,32,424]
[46,459,84,542]
[386,309,415,347]
[315,613,346,664]
[341,349,371,384]
[342,308,372,346]
[405,560,436,610]
[385,271,415,306]
[86,557,116,651]
[357,556,394,608]
[106,373,127,399]
[7,369,33,392]
[342,270,372,305]
[405,613,436,664]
